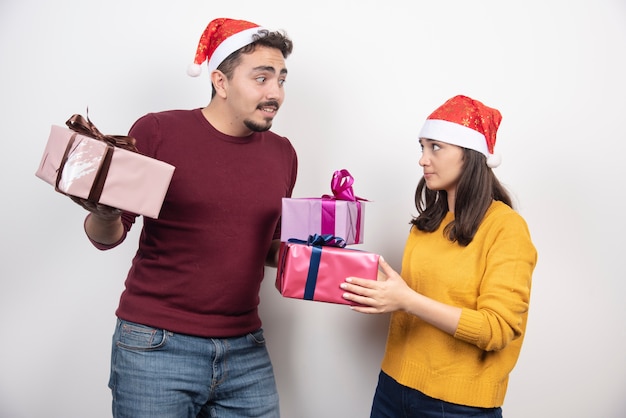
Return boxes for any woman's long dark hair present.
[411,148,512,246]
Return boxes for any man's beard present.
[244,101,279,132]
[244,118,273,132]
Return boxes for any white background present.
[1,1,625,417]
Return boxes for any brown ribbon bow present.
[65,113,138,153]
[57,112,138,203]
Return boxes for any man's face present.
[224,46,288,134]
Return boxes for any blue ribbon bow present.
[287,233,347,248]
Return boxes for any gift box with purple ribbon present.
[35,114,175,219]
[280,169,367,245]
[276,234,380,305]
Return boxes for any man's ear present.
[210,70,228,98]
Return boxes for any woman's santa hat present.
[187,18,265,77]
[418,95,503,168]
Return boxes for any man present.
[75,18,296,417]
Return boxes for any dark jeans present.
[370,371,503,418]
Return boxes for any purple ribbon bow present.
[321,169,367,243]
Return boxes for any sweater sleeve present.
[85,211,138,250]
[454,210,537,351]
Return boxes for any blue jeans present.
[370,371,502,418]
[108,319,279,418]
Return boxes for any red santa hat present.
[187,18,264,77]
[418,95,503,168]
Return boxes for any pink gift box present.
[280,198,365,244]
[35,124,175,218]
[275,238,379,305]
[280,169,367,245]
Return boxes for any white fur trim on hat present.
[419,119,491,159]
[207,26,265,73]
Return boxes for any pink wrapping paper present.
[281,169,367,245]
[35,125,175,218]
[280,198,365,244]
[275,241,379,305]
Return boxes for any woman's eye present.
[432,144,441,151]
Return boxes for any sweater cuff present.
[84,213,126,250]
[454,308,483,344]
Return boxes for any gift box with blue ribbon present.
[275,234,379,305]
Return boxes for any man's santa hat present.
[187,18,264,77]
[418,95,503,168]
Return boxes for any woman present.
[341,95,537,417]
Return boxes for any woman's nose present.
[419,153,428,167]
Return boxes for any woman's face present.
[418,138,464,195]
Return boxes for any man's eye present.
[256,76,266,83]
[278,79,286,86]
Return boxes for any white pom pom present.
[487,153,502,168]
[187,63,202,77]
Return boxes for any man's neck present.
[201,105,252,137]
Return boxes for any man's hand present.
[69,196,122,221]
[69,196,124,245]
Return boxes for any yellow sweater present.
[381,201,537,408]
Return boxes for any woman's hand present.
[342,256,462,334]
[340,257,413,314]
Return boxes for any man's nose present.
[265,81,282,101]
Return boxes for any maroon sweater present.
[91,109,298,337]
